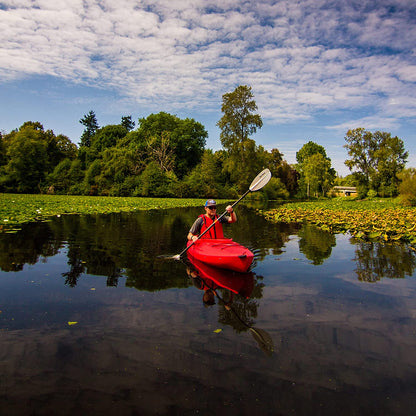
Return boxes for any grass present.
[260,197,416,244]
[0,193,224,232]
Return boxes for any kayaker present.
[187,199,236,242]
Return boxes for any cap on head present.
[205,199,216,207]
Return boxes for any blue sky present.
[1,0,415,176]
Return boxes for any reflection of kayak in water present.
[187,254,254,298]
[186,238,254,273]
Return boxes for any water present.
[1,205,416,415]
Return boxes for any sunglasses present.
[207,206,217,210]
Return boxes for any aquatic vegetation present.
[0,194,218,232]
[260,198,416,244]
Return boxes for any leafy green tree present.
[0,122,76,193]
[296,141,335,197]
[276,161,299,197]
[344,128,379,189]
[1,124,48,192]
[137,161,178,197]
[184,149,226,198]
[262,177,289,200]
[46,158,73,194]
[96,147,143,196]
[135,112,207,179]
[83,159,102,195]
[398,168,416,206]
[296,141,328,165]
[344,128,408,196]
[266,149,298,197]
[372,131,408,196]
[86,124,128,163]
[68,160,85,195]
[0,131,5,168]
[302,153,334,197]
[79,110,99,147]
[217,85,263,191]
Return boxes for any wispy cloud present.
[1,0,415,128]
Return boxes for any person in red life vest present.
[187,199,236,242]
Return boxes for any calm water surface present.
[1,205,416,415]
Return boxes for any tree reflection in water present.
[298,223,336,265]
[1,209,416,287]
[352,240,416,282]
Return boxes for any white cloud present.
[326,116,400,132]
[0,0,415,127]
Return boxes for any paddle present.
[171,168,272,261]
[212,288,274,356]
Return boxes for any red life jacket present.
[199,214,224,239]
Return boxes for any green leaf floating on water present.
[259,198,416,244]
[213,328,222,333]
[0,194,223,230]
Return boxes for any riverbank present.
[0,194,226,232]
[260,198,416,244]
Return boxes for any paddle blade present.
[249,168,272,192]
[249,327,274,356]
[157,254,181,261]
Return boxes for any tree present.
[1,124,48,192]
[135,112,207,179]
[276,161,299,197]
[296,141,327,165]
[344,128,378,188]
[217,85,263,191]
[46,158,73,194]
[146,131,174,172]
[372,131,408,196]
[121,115,135,131]
[296,141,335,197]
[344,128,408,196]
[79,110,99,147]
[98,147,143,196]
[87,125,128,163]
[0,131,5,168]
[184,149,227,198]
[398,168,416,206]
[0,122,77,193]
[302,153,334,197]
[137,161,178,197]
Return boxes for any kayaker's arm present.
[225,205,237,223]
[188,217,203,241]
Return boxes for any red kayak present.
[187,255,254,298]
[186,238,254,273]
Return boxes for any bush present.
[367,189,377,199]
[263,177,289,200]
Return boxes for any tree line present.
[0,85,413,202]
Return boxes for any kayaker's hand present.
[226,205,233,213]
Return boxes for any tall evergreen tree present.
[79,110,99,147]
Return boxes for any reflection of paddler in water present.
[187,267,235,308]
